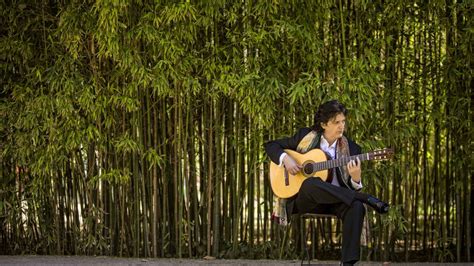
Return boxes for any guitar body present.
[269,147,393,198]
[269,149,329,198]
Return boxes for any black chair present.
[300,213,338,265]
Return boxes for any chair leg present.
[301,219,312,266]
[300,214,337,265]
[280,226,289,259]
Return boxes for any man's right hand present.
[282,155,302,175]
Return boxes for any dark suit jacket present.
[264,127,362,214]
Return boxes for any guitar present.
[269,148,394,198]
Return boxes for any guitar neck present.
[312,153,371,172]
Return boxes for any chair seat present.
[301,213,337,219]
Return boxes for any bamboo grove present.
[1,0,472,262]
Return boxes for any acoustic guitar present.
[269,148,394,198]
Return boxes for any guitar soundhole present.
[303,163,314,176]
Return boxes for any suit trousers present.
[295,177,366,263]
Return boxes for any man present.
[264,100,389,265]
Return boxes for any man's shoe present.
[367,196,389,214]
[340,262,354,266]
[340,261,356,266]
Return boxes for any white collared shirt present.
[319,136,339,186]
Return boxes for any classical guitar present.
[269,148,394,198]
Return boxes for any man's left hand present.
[347,157,361,183]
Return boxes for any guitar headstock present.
[368,148,394,160]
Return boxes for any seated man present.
[265,99,389,265]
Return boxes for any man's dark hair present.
[313,100,348,132]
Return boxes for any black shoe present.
[366,196,389,214]
[340,261,356,266]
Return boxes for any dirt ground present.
[0,256,473,266]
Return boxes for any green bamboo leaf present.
[144,148,164,170]
[113,133,140,153]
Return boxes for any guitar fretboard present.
[310,153,371,172]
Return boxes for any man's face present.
[321,113,346,141]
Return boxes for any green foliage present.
[91,168,130,185]
[1,0,471,262]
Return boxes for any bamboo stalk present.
[212,98,221,256]
[206,97,213,256]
